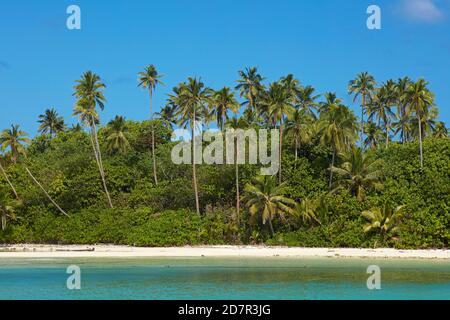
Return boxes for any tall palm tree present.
[433,121,449,139]
[0,125,30,164]
[243,175,295,236]
[210,87,239,130]
[296,85,320,117]
[225,116,249,228]
[404,79,435,169]
[367,82,396,148]
[105,116,130,155]
[235,67,265,123]
[331,147,383,201]
[348,72,376,146]
[155,104,177,128]
[73,71,113,208]
[395,77,413,143]
[138,65,164,185]
[285,109,313,163]
[38,108,66,136]
[318,94,358,188]
[264,81,295,184]
[173,77,211,215]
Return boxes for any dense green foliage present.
[0,69,449,248]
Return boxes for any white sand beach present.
[1,244,450,259]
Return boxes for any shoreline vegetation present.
[2,245,450,260]
[0,66,449,250]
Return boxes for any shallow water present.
[0,257,450,300]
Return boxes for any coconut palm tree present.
[404,79,435,169]
[243,175,295,236]
[264,81,295,184]
[235,67,265,122]
[395,77,413,143]
[155,104,177,128]
[38,108,66,136]
[285,109,313,163]
[138,65,164,185]
[363,122,384,150]
[348,72,376,146]
[73,71,113,208]
[0,125,30,164]
[362,203,406,240]
[291,198,321,225]
[331,147,383,201]
[225,116,249,228]
[105,116,130,155]
[173,77,211,215]
[296,85,320,117]
[210,87,239,130]
[367,82,396,148]
[318,94,358,188]
[433,121,449,139]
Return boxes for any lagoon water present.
[1,257,450,300]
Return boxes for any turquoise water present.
[1,257,450,300]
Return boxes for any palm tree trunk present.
[91,119,114,209]
[0,162,19,200]
[279,119,283,185]
[294,136,298,164]
[192,115,200,215]
[235,144,240,229]
[361,95,366,147]
[149,89,158,185]
[418,115,424,169]
[25,167,69,217]
[385,122,389,149]
[268,219,275,236]
[329,147,335,189]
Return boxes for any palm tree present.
[155,104,177,128]
[363,122,384,150]
[348,72,376,146]
[138,65,164,185]
[264,81,295,184]
[331,147,383,201]
[0,186,19,231]
[225,116,249,228]
[285,109,313,163]
[433,121,448,139]
[292,198,321,225]
[395,77,413,143]
[362,203,406,240]
[235,67,265,122]
[38,108,66,136]
[318,94,358,188]
[73,71,113,208]
[404,79,435,169]
[243,175,295,236]
[210,87,239,130]
[0,125,30,164]
[105,116,130,155]
[296,85,320,117]
[367,82,396,148]
[173,78,211,215]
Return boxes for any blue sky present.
[1,0,449,135]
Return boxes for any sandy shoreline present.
[1,244,450,259]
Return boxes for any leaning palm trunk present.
[418,115,424,169]
[25,167,69,217]
[385,122,389,148]
[235,143,240,231]
[91,119,114,209]
[294,136,298,164]
[149,89,158,185]
[0,163,19,200]
[361,95,366,147]
[192,112,200,215]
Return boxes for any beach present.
[1,244,450,259]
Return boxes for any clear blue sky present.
[1,0,449,135]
